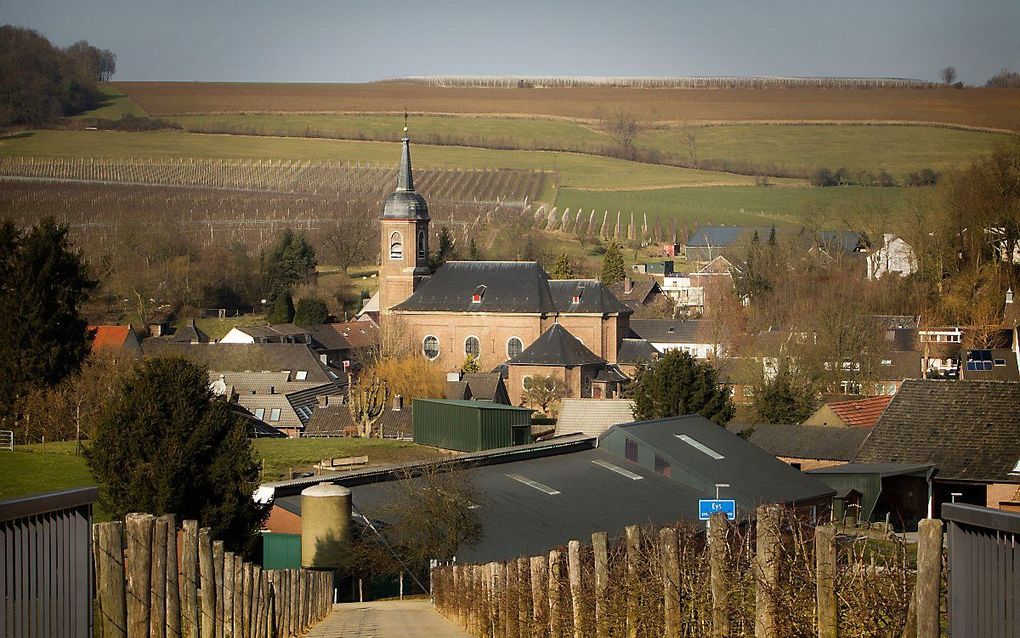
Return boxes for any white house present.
[867,234,917,280]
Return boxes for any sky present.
[2,0,1018,84]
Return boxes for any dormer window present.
[472,285,486,304]
[572,288,583,304]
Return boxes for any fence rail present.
[0,430,13,451]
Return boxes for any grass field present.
[0,130,795,191]
[115,82,1020,131]
[555,185,907,227]
[173,314,266,341]
[0,442,96,501]
[74,86,148,120]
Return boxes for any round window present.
[423,335,440,360]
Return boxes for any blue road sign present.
[698,499,736,521]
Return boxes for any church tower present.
[378,126,430,315]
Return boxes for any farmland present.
[116,81,1020,131]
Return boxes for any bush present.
[293,296,329,326]
[630,349,734,425]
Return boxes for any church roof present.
[392,261,557,313]
[548,280,633,314]
[381,136,430,221]
[507,324,605,367]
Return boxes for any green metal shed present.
[261,532,301,570]
[412,399,532,452]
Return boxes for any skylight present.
[1012,460,1020,474]
[506,473,560,495]
[675,434,725,460]
[592,460,643,480]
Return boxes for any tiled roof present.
[142,342,339,385]
[303,403,413,438]
[630,319,713,344]
[90,325,139,352]
[556,399,635,437]
[507,324,604,367]
[608,280,661,308]
[393,261,556,313]
[329,321,381,350]
[617,338,659,365]
[548,280,632,314]
[854,379,1020,482]
[825,395,894,428]
[728,423,871,461]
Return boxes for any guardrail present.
[0,429,13,451]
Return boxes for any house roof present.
[444,373,509,403]
[141,341,340,385]
[507,324,605,367]
[727,423,871,462]
[303,402,413,438]
[233,324,310,341]
[877,350,923,382]
[168,320,210,344]
[824,395,894,428]
[962,349,1020,382]
[854,379,1020,483]
[807,462,935,478]
[209,371,291,395]
[329,321,380,350]
[89,325,140,353]
[617,338,659,365]
[556,399,635,438]
[549,280,633,314]
[697,256,736,274]
[630,319,713,344]
[608,279,661,307]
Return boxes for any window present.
[522,375,533,390]
[506,473,560,495]
[465,336,480,357]
[417,230,426,259]
[675,434,724,460]
[254,408,265,420]
[625,439,638,462]
[471,285,486,304]
[507,337,523,359]
[389,231,403,260]
[592,460,643,480]
[654,455,671,478]
[423,335,440,360]
[269,408,281,422]
[294,370,307,381]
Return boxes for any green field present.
[0,442,96,501]
[555,185,907,227]
[74,86,148,120]
[0,129,792,191]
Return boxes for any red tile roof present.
[826,395,894,428]
[89,325,132,351]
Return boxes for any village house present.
[867,234,917,280]
[609,276,664,311]
[803,395,893,428]
[89,324,142,358]
[629,319,723,359]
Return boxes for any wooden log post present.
[240,564,251,638]
[567,541,584,638]
[709,513,730,638]
[253,568,265,638]
[625,525,640,638]
[591,532,608,638]
[531,556,548,638]
[660,527,680,638]
[548,550,562,638]
[181,520,200,638]
[198,528,216,638]
[289,569,299,637]
[151,516,169,638]
[213,541,225,638]
[754,505,780,638]
[517,557,530,638]
[95,521,128,638]
[222,553,234,638]
[916,519,944,638]
[164,515,182,638]
[815,525,837,638]
[507,560,520,638]
[231,559,242,638]
[126,513,156,638]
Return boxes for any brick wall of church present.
[397,312,545,372]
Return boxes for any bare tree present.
[320,212,376,274]
[678,121,699,167]
[521,374,566,414]
[940,66,958,86]
[348,374,389,437]
[603,109,643,149]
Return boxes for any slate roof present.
[507,324,605,367]
[556,399,636,437]
[617,338,659,365]
[393,262,556,313]
[141,342,340,385]
[727,423,871,461]
[854,379,1020,482]
[548,280,633,314]
[303,403,413,438]
[608,279,661,308]
[382,137,430,220]
[630,319,713,344]
[825,395,894,428]
[444,373,510,404]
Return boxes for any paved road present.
[306,600,471,638]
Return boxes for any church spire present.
[398,110,413,192]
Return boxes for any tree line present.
[0,24,116,127]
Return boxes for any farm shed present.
[807,463,935,531]
[412,399,532,452]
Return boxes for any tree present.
[320,214,375,275]
[468,237,481,260]
[431,226,456,269]
[86,357,266,556]
[265,290,294,324]
[293,296,329,326]
[939,66,958,86]
[461,354,481,374]
[0,218,96,425]
[521,374,566,414]
[549,252,575,279]
[600,242,626,285]
[985,68,1020,88]
[752,362,817,424]
[629,350,735,425]
[348,374,389,438]
[261,229,316,296]
[603,108,642,149]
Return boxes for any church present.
[376,130,651,404]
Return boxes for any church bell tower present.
[378,123,430,315]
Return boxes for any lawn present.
[555,185,908,229]
[174,313,266,341]
[253,438,450,482]
[0,442,95,501]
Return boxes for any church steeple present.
[397,113,414,192]
[381,116,429,221]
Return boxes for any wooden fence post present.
[126,513,156,638]
[754,505,780,638]
[289,569,299,637]
[507,559,520,638]
[151,516,169,638]
[164,515,182,638]
[223,553,234,638]
[660,527,680,638]
[567,541,584,638]
[492,562,504,638]
[198,528,216,638]
[591,532,608,638]
[815,525,837,638]
[531,556,548,638]
[95,521,128,638]
[548,550,563,638]
[213,541,224,638]
[916,519,944,638]
[518,557,530,638]
[232,559,242,638]
[709,513,730,638]
[241,564,251,638]
[253,567,264,638]
[625,525,640,638]
[181,520,200,638]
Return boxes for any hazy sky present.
[3,0,1018,83]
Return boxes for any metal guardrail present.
[0,429,13,451]
[943,503,1020,637]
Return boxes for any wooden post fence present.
[815,524,836,638]
[709,512,730,638]
[916,519,944,638]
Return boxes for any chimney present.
[447,371,462,382]
[1007,287,1014,305]
[317,394,330,408]
[268,386,275,395]
[392,394,403,411]
[624,276,633,294]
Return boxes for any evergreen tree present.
[461,354,481,374]
[550,252,575,279]
[752,363,817,424]
[86,357,266,556]
[0,218,96,423]
[600,242,626,285]
[265,290,295,324]
[262,229,316,295]
[630,350,734,425]
[293,296,329,326]
[468,237,480,260]
[767,225,778,248]
[431,226,457,269]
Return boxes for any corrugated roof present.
[507,324,604,366]
[825,395,894,428]
[556,399,635,437]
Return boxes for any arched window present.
[417,230,426,259]
[507,337,523,360]
[464,336,480,358]
[389,231,403,260]
[422,335,440,360]
[522,375,533,390]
